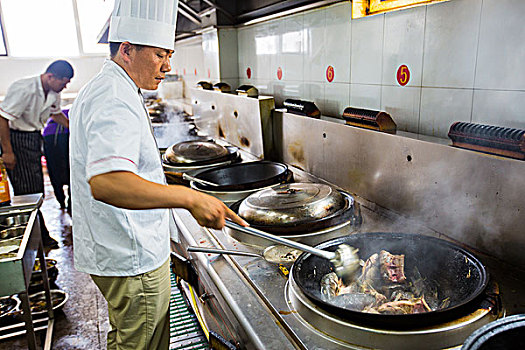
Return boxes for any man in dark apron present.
[0,60,73,249]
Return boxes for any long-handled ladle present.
[224,220,360,279]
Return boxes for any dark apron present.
[6,129,44,195]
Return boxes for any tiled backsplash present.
[172,0,525,139]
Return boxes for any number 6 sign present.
[396,65,410,86]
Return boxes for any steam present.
[152,105,195,148]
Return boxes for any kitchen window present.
[1,0,79,57]
[76,0,114,54]
[0,0,113,57]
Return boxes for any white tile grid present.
[324,2,352,84]
[301,81,326,112]
[302,6,326,83]
[218,29,239,81]
[381,85,422,133]
[419,87,474,138]
[382,5,426,87]
[253,22,274,80]
[350,13,385,85]
[350,83,382,110]
[237,27,256,81]
[282,13,305,82]
[421,0,482,89]
[474,0,525,91]
[471,90,525,129]
[268,19,285,82]
[324,82,350,118]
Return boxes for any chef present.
[69,0,246,349]
[0,60,73,249]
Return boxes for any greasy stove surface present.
[174,166,525,349]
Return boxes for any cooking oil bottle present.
[0,158,11,206]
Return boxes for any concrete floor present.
[0,174,110,350]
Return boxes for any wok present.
[191,161,292,192]
[292,232,489,329]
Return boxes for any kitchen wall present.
[171,28,239,99]
[0,56,107,100]
[172,0,525,139]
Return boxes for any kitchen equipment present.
[164,141,238,166]
[461,314,525,350]
[190,161,291,192]
[196,81,213,90]
[342,107,397,134]
[283,99,320,119]
[166,172,220,187]
[292,232,489,329]
[236,85,259,98]
[224,220,360,279]
[162,140,241,186]
[12,290,68,318]
[0,211,31,227]
[187,245,301,264]
[0,226,25,240]
[448,122,525,160]
[234,183,354,234]
[226,183,361,247]
[213,82,231,93]
[0,295,20,319]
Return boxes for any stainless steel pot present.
[238,183,346,227]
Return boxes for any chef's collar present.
[104,59,140,95]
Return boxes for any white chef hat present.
[109,0,179,51]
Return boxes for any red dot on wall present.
[208,69,211,78]
[183,68,186,75]
[396,64,410,86]
[194,68,197,76]
[246,67,252,79]
[277,67,283,80]
[326,65,335,83]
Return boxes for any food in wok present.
[321,250,451,315]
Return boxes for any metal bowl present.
[0,295,21,318]
[0,226,25,240]
[238,183,346,227]
[0,212,31,227]
[13,290,68,318]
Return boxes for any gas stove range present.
[170,166,506,350]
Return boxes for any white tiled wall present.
[174,0,525,138]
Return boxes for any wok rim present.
[192,160,290,191]
[291,232,490,328]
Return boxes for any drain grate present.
[170,273,209,350]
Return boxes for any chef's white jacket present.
[70,59,173,277]
[0,76,62,131]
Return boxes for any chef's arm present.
[0,117,16,169]
[89,171,247,229]
[50,112,69,129]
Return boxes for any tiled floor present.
[0,174,110,350]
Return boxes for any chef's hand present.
[189,191,248,230]
[2,152,16,170]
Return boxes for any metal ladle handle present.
[224,220,337,261]
[187,246,261,258]
[182,173,220,187]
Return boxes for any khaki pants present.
[91,259,171,350]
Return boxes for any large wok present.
[292,232,489,329]
[191,161,292,192]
